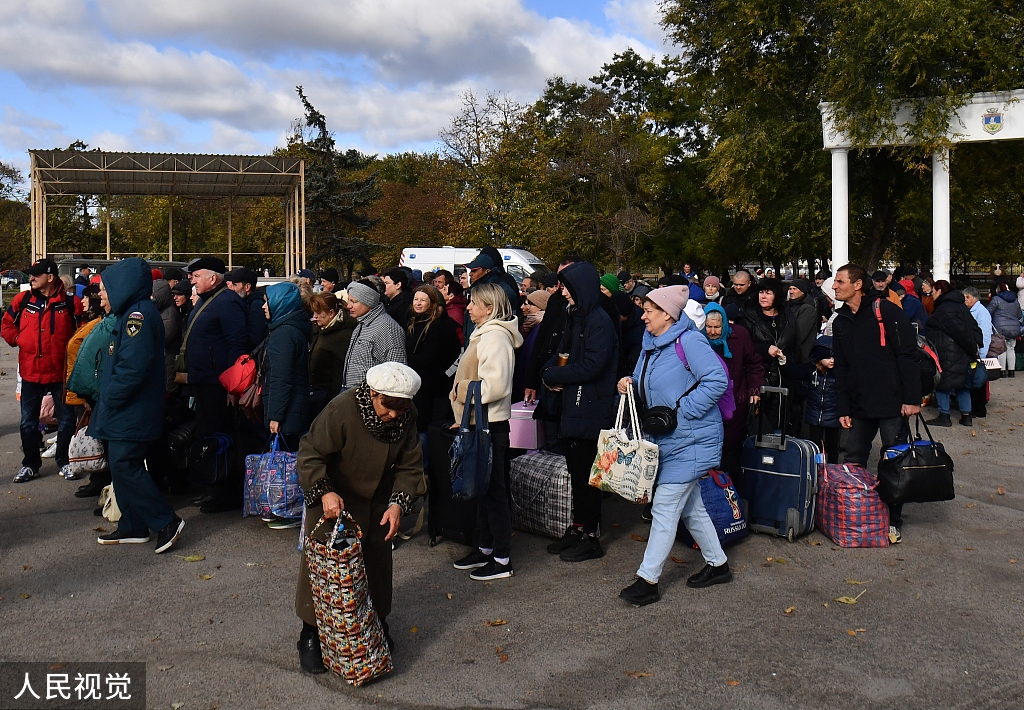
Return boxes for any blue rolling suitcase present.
[741,386,820,542]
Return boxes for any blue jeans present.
[107,439,177,535]
[637,481,727,583]
[20,380,76,471]
[935,389,971,415]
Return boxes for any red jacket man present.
[2,258,83,482]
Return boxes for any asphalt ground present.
[1,341,1022,710]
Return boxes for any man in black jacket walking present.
[832,264,921,544]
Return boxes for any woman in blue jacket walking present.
[617,285,731,606]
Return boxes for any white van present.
[399,246,550,283]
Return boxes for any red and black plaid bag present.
[815,463,889,548]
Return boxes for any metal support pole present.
[284,198,291,277]
[830,148,849,274]
[227,196,233,270]
[106,195,111,260]
[299,163,306,270]
[293,184,300,272]
[42,194,47,260]
[932,149,951,282]
[168,197,174,261]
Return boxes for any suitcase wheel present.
[785,508,800,542]
[787,528,795,543]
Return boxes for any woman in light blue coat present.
[616,285,731,606]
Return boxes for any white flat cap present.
[366,362,422,399]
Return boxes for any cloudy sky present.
[0,0,670,174]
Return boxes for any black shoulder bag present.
[638,344,699,436]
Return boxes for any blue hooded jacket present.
[90,258,165,442]
[261,282,311,435]
[632,316,727,485]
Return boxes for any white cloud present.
[0,0,666,158]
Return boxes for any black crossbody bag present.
[638,347,699,436]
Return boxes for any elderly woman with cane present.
[616,285,731,607]
[294,362,426,674]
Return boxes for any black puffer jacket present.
[740,303,796,385]
[832,296,921,419]
[406,313,462,432]
[541,262,619,440]
[927,291,983,391]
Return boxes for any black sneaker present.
[469,559,514,580]
[686,562,733,588]
[453,549,492,570]
[959,414,973,427]
[297,630,327,674]
[619,577,660,606]
[154,516,185,554]
[97,529,150,545]
[560,534,605,563]
[546,527,580,555]
[640,503,653,522]
[75,480,106,498]
[926,413,953,427]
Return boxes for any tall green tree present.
[288,87,380,277]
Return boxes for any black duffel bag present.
[877,415,955,505]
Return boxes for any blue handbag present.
[450,381,492,501]
[243,434,304,519]
[677,470,749,548]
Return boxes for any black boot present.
[381,618,394,654]
[619,577,660,606]
[1008,369,1016,378]
[926,413,952,427]
[298,624,327,674]
[686,562,733,588]
[959,414,973,427]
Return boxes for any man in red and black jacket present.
[2,258,83,482]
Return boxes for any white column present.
[932,149,951,282]
[830,148,849,274]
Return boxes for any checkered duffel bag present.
[509,451,572,538]
[815,463,889,548]
[305,513,392,685]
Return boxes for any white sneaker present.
[45,433,58,445]
[59,464,81,480]
[41,442,57,458]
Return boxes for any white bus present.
[399,246,550,284]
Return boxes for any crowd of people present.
[4,251,1020,675]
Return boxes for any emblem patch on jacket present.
[126,311,144,337]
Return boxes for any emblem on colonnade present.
[982,108,1003,134]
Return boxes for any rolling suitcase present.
[741,386,820,542]
[509,450,572,538]
[426,420,478,547]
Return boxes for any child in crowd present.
[784,335,841,462]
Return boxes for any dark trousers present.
[20,381,76,471]
[563,437,602,534]
[476,420,512,559]
[107,439,176,534]
[842,416,907,528]
[191,383,242,501]
[808,425,841,464]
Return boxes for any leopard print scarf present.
[355,383,411,443]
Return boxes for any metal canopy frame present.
[28,150,305,273]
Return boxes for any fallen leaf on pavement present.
[500,654,509,663]
[486,620,507,627]
[446,593,453,600]
[495,646,501,654]
[158,665,173,671]
[775,558,787,564]
[199,574,213,581]
[809,540,822,546]
[847,630,857,636]
[726,680,740,686]
[835,589,868,605]
[631,534,647,542]
[784,606,795,614]
[965,503,976,508]
[177,555,205,562]
[670,555,688,564]
[20,594,30,599]
[172,703,184,709]
[822,603,828,607]
[245,562,259,567]
[856,628,866,632]
[92,526,107,532]
[845,579,870,585]
[22,565,31,571]
[1010,559,1017,564]
[766,557,774,562]
[410,626,418,633]
[624,671,652,678]
[997,487,1006,495]
[964,547,975,551]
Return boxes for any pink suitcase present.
[509,400,545,450]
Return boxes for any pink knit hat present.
[703,275,721,289]
[646,285,689,321]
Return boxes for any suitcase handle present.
[755,385,790,450]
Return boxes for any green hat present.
[600,273,622,293]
